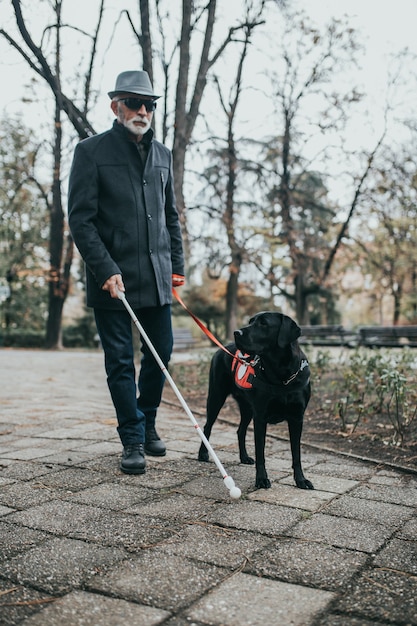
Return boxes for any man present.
[68,70,185,475]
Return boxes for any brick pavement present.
[0,348,416,625]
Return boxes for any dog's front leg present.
[198,411,217,462]
[237,401,254,465]
[198,426,211,462]
[288,418,314,489]
[198,384,227,462]
[254,420,271,489]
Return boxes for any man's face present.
[111,94,155,138]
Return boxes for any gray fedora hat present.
[108,70,160,99]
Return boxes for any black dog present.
[198,312,314,490]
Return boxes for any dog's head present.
[234,311,301,355]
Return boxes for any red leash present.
[172,288,236,359]
[172,289,303,388]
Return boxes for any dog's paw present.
[295,477,314,490]
[255,473,271,489]
[240,455,255,465]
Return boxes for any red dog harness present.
[232,350,310,392]
[231,350,257,389]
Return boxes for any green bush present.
[312,348,417,446]
[62,313,98,348]
[0,329,45,348]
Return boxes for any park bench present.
[172,328,196,350]
[358,326,417,348]
[299,325,353,347]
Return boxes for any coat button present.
[147,214,152,220]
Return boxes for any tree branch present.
[1,1,96,138]
[320,128,387,284]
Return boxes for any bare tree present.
[193,8,388,326]
[1,0,99,139]
[214,15,264,338]
[1,0,105,347]
[261,11,385,323]
[134,0,260,249]
[352,146,417,324]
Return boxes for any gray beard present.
[124,117,151,137]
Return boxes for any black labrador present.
[198,311,314,490]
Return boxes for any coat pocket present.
[108,228,128,256]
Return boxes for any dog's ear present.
[249,312,266,324]
[277,315,301,348]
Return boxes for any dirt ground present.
[165,357,417,473]
[298,390,417,470]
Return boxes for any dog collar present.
[282,359,309,385]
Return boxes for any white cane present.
[117,289,241,499]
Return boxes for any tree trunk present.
[393,286,402,326]
[225,259,240,340]
[139,0,153,81]
[294,273,309,324]
[279,111,309,321]
[45,100,64,348]
[224,117,241,339]
[44,12,72,349]
[45,291,64,349]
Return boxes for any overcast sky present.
[1,0,416,141]
[302,0,417,90]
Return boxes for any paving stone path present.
[0,349,416,625]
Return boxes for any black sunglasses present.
[117,97,157,112]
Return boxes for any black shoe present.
[145,427,166,456]
[120,444,146,474]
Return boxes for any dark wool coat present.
[68,121,184,309]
